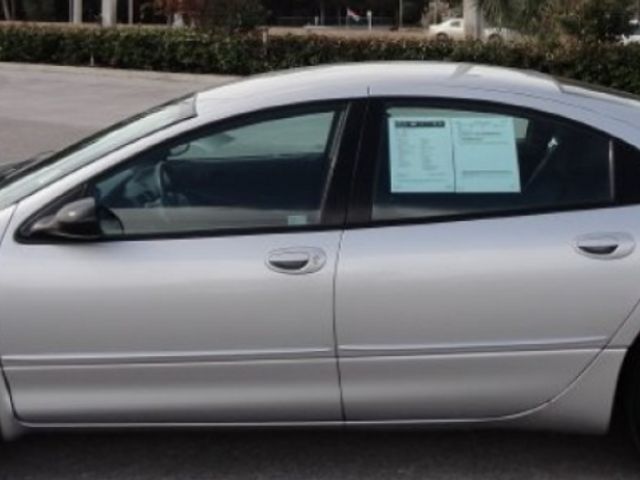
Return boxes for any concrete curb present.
[0,62,240,84]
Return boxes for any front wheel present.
[436,33,449,42]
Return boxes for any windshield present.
[0,95,197,211]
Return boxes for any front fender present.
[0,205,24,439]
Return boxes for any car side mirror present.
[28,197,102,241]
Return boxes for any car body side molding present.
[11,349,623,436]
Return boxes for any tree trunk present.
[101,0,117,26]
[73,0,83,23]
[1,0,12,20]
[463,0,483,40]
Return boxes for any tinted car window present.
[372,105,614,222]
[92,105,344,236]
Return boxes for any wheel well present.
[611,334,640,432]
[0,367,24,440]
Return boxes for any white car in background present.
[622,19,640,44]
[429,17,516,42]
[429,18,466,41]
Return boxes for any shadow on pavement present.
[0,429,638,479]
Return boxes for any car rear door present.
[0,101,365,425]
[335,98,640,422]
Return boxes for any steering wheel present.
[153,161,175,207]
[147,161,184,228]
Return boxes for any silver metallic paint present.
[505,348,625,434]
[336,207,640,421]
[197,63,640,149]
[1,63,640,437]
[0,369,23,440]
[0,231,343,423]
[13,349,625,435]
[338,337,608,356]
[7,358,342,423]
[339,350,599,420]
[2,348,333,367]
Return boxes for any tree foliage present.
[6,23,640,95]
[559,0,634,42]
[476,0,635,42]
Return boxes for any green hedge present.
[2,24,640,93]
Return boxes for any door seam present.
[332,229,347,422]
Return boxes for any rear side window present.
[372,104,615,222]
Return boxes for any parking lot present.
[1,62,640,479]
[0,63,236,164]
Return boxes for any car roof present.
[196,62,640,129]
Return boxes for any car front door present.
[0,101,363,424]
[336,99,640,422]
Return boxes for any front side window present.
[91,104,345,236]
[372,103,616,222]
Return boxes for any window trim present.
[347,97,627,230]
[17,99,369,244]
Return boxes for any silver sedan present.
[1,62,640,449]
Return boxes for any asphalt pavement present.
[0,63,237,164]
[1,62,639,479]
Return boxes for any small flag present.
[346,8,362,22]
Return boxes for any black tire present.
[621,349,640,451]
[436,33,449,42]
[488,33,503,43]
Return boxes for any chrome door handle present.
[266,247,327,275]
[574,233,635,260]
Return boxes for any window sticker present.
[451,117,521,193]
[388,118,455,193]
[388,115,521,194]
